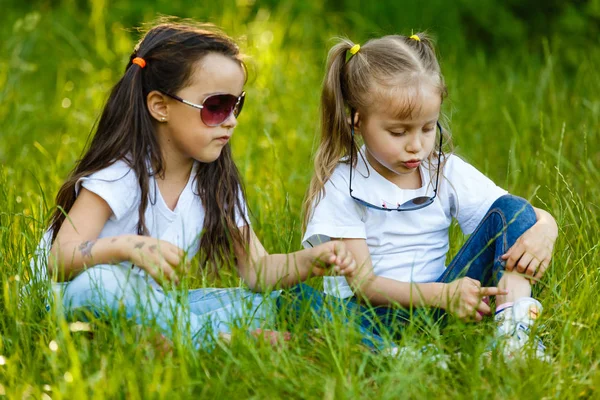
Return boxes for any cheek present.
[425,134,437,150]
[368,136,399,160]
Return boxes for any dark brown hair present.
[49,20,249,271]
[303,33,452,229]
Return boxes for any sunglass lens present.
[401,196,433,210]
[201,94,238,126]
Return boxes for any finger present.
[534,259,549,280]
[340,260,357,276]
[505,243,525,271]
[476,300,491,316]
[163,250,182,268]
[167,244,185,258]
[159,262,179,285]
[465,277,481,287]
[145,263,167,287]
[333,241,346,258]
[479,286,510,297]
[524,256,542,277]
[516,253,534,274]
[341,254,353,268]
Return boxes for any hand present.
[502,211,558,281]
[442,277,508,322]
[123,235,187,286]
[309,240,357,278]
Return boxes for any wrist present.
[114,234,135,262]
[295,248,315,275]
[535,209,559,238]
[426,282,448,309]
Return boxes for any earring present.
[160,117,166,122]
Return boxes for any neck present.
[162,157,194,183]
[155,126,194,183]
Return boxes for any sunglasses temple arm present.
[349,111,356,196]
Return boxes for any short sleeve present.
[302,166,366,248]
[75,161,139,221]
[446,155,508,235]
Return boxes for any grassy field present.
[1,1,599,398]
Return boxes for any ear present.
[346,110,361,133]
[146,90,169,123]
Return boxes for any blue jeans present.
[57,264,280,349]
[279,195,537,350]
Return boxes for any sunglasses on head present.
[349,109,443,212]
[162,91,246,127]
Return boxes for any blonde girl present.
[297,33,558,358]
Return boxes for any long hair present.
[49,20,249,271]
[303,33,453,230]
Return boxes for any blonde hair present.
[302,32,453,230]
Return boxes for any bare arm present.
[339,238,507,320]
[49,188,184,285]
[340,238,446,308]
[235,228,354,292]
[49,188,127,281]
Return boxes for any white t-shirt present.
[33,159,248,280]
[303,152,507,299]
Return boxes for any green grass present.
[1,1,599,398]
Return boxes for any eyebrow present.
[386,118,438,128]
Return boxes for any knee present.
[489,195,536,228]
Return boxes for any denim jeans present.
[57,264,281,349]
[279,194,537,350]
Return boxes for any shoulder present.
[327,162,351,187]
[442,153,469,173]
[84,159,138,185]
[76,159,141,220]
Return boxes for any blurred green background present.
[1,0,598,254]
[2,0,599,247]
[1,1,599,397]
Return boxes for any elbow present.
[48,245,69,282]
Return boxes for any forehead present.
[185,53,245,96]
[368,81,442,124]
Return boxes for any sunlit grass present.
[1,1,599,398]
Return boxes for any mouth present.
[215,136,231,143]
[402,159,421,169]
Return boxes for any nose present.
[221,113,238,129]
[405,132,423,154]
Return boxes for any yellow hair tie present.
[409,34,421,42]
[349,44,361,55]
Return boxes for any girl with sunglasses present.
[35,21,357,349]
[295,33,558,359]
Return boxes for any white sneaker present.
[492,297,549,361]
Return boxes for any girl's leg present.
[436,195,546,358]
[186,287,281,332]
[277,283,391,351]
[61,264,274,349]
[437,194,537,303]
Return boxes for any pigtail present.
[302,39,356,229]
[125,52,164,237]
[49,53,159,242]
